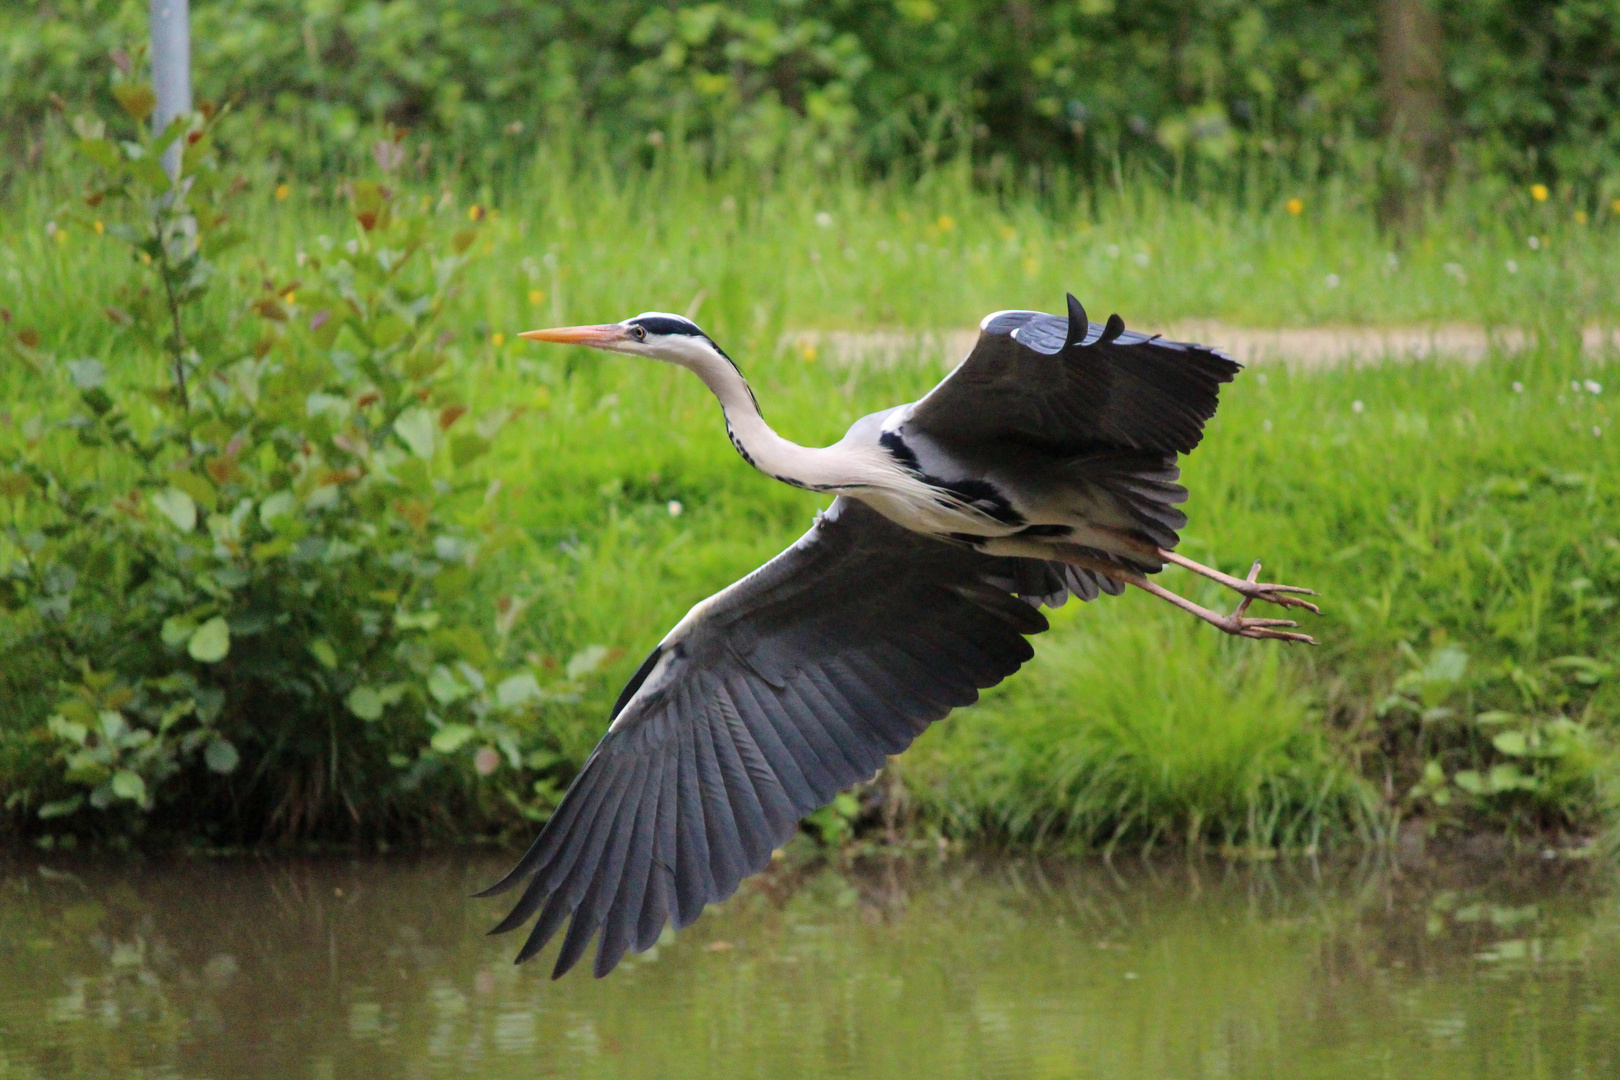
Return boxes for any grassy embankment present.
[3,147,1618,850]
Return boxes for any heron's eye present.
[631,325,647,341]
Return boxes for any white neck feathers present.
[658,336,880,491]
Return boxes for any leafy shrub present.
[1385,643,1613,835]
[0,94,600,845]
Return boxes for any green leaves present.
[1492,730,1529,757]
[1453,764,1540,796]
[309,639,339,669]
[152,488,198,533]
[427,665,470,705]
[430,724,476,753]
[66,358,107,390]
[126,152,173,193]
[37,796,85,820]
[395,407,438,459]
[495,672,542,709]
[370,314,411,348]
[161,616,195,648]
[110,770,147,803]
[346,685,384,721]
[187,617,231,663]
[47,714,89,746]
[78,137,122,171]
[258,490,297,528]
[347,684,407,721]
[111,82,156,122]
[450,433,490,468]
[805,792,862,847]
[204,738,240,775]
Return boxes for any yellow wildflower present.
[1285,197,1304,216]
[936,214,956,232]
[93,220,104,234]
[528,289,545,305]
[275,183,290,202]
[1530,183,1549,202]
[492,332,506,347]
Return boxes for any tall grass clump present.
[904,596,1376,854]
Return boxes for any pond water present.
[1,849,1616,1079]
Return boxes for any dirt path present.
[787,323,1620,370]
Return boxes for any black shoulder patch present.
[879,430,921,472]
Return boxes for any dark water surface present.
[2,849,1616,1079]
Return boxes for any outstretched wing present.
[908,294,1240,457]
[477,498,1050,978]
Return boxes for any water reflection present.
[2,850,1616,1079]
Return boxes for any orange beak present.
[517,324,628,348]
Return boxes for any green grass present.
[901,594,1366,853]
[4,143,1619,847]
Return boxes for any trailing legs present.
[1058,549,1318,644]
[1157,548,1320,615]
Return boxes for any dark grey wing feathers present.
[606,752,663,955]
[719,682,802,833]
[727,674,819,811]
[727,672,832,806]
[484,750,617,929]
[566,754,646,977]
[911,293,1239,457]
[706,688,784,868]
[636,758,680,948]
[735,670,842,799]
[594,753,662,976]
[485,498,1051,977]
[671,718,714,926]
[686,689,746,895]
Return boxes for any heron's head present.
[518,312,729,370]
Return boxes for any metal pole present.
[149,0,191,179]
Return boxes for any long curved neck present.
[683,350,845,490]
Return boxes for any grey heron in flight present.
[480,295,1318,978]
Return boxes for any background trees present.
[5,1,1619,199]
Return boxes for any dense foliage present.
[5,1,1620,192]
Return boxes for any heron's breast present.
[847,482,1024,545]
